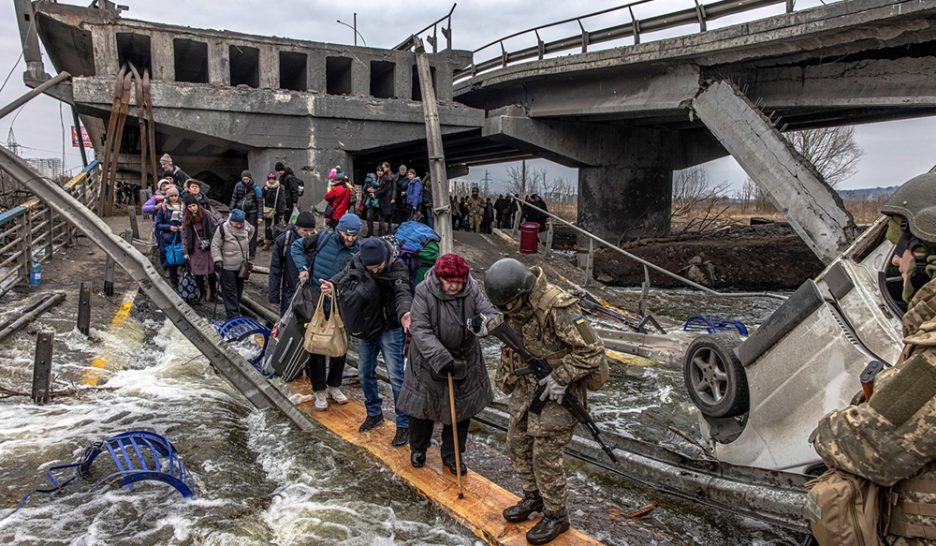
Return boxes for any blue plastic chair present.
[682,316,749,336]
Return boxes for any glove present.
[538,374,567,405]
[438,359,455,375]
[214,261,222,274]
[467,314,489,336]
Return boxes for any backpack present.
[394,222,441,288]
[336,267,383,340]
[806,468,884,546]
[395,221,440,254]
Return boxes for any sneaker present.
[327,386,348,405]
[313,391,327,411]
[359,414,384,433]
[391,426,409,447]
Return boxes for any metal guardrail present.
[455,0,814,80]
[510,196,788,301]
[393,3,457,52]
[0,160,102,297]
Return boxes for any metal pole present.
[19,213,32,283]
[414,37,453,254]
[640,265,650,316]
[104,254,115,297]
[0,71,71,120]
[353,13,358,46]
[45,207,54,259]
[71,107,89,168]
[78,281,92,336]
[128,207,140,239]
[31,331,53,405]
[584,238,593,287]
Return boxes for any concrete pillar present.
[394,59,410,100]
[351,57,368,97]
[208,40,229,86]
[691,80,857,264]
[92,27,119,76]
[435,64,454,102]
[150,33,173,81]
[259,45,278,89]
[308,53,326,93]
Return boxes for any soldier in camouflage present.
[811,171,936,545]
[466,188,485,233]
[483,258,604,545]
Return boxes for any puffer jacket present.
[210,221,254,271]
[229,180,262,217]
[398,270,497,424]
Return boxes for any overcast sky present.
[0,0,933,193]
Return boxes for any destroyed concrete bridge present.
[14,0,936,263]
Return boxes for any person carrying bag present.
[303,292,348,358]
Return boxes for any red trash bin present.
[519,222,540,254]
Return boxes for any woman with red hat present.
[397,253,498,473]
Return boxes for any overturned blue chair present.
[213,316,271,371]
[19,430,195,509]
[682,315,749,337]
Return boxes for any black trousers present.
[248,214,259,258]
[194,273,218,299]
[219,269,244,319]
[306,353,346,391]
[366,207,387,236]
[166,265,180,290]
[409,417,470,464]
[265,212,284,241]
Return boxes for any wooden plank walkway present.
[287,380,604,546]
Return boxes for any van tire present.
[683,334,749,418]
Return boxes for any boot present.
[503,490,544,523]
[410,450,426,468]
[526,508,570,545]
[391,426,409,447]
[313,391,327,411]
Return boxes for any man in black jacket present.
[268,211,315,315]
[322,236,413,446]
[274,161,303,214]
[229,170,263,258]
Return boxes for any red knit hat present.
[435,253,470,282]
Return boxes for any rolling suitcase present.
[261,286,308,381]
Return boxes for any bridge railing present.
[456,0,806,80]
[393,4,457,52]
[0,160,102,297]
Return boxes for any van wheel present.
[683,334,749,418]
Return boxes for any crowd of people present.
[137,156,599,544]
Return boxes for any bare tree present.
[671,166,733,234]
[505,164,531,197]
[785,126,863,187]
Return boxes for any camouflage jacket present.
[812,279,936,541]
[494,266,605,435]
[466,196,484,217]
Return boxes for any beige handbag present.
[303,292,348,357]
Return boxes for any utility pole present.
[413,37,453,254]
[482,169,491,195]
[521,160,527,197]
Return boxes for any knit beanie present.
[230,209,246,223]
[359,237,387,266]
[241,170,252,179]
[336,212,362,234]
[267,172,276,180]
[182,192,198,206]
[295,211,316,228]
[435,253,470,283]
[160,153,172,165]
[274,162,285,171]
[164,185,179,197]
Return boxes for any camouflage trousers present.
[506,410,575,512]
[470,214,481,232]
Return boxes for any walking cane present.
[447,372,464,499]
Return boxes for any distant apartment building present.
[25,158,64,180]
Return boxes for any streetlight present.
[336,13,367,47]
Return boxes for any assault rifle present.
[485,316,619,464]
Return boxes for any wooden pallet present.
[287,380,604,546]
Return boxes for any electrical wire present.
[0,15,36,97]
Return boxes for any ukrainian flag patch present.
[573,316,596,343]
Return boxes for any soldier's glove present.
[467,314,489,336]
[538,374,567,405]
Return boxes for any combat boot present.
[503,490,544,523]
[526,508,570,545]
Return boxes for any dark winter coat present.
[262,182,288,218]
[229,180,262,217]
[397,270,497,424]
[268,226,300,306]
[185,189,212,212]
[376,172,395,211]
[330,237,412,331]
[181,206,217,276]
[279,168,302,210]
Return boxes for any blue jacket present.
[291,231,359,311]
[154,204,183,270]
[406,178,422,208]
[268,226,300,307]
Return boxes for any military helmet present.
[483,258,534,309]
[472,187,479,194]
[881,172,936,244]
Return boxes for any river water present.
[0,287,791,545]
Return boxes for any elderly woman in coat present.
[397,253,497,474]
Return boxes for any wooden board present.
[287,380,604,546]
